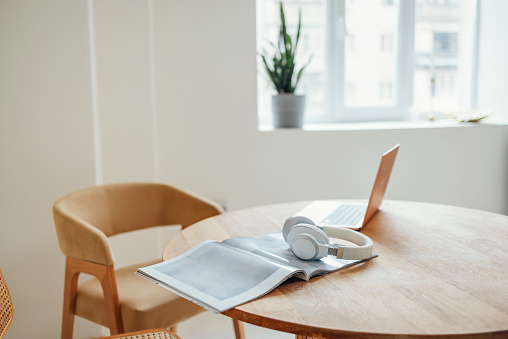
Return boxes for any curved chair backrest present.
[53,182,224,265]
[0,268,14,339]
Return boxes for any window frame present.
[256,0,479,126]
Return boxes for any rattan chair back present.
[0,268,14,339]
[95,329,180,339]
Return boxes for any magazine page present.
[222,231,375,280]
[137,240,303,314]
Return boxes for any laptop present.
[297,144,400,231]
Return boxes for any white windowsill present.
[259,119,505,132]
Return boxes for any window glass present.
[413,0,475,114]
[344,0,399,107]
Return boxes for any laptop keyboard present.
[322,204,367,226]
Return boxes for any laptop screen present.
[362,144,400,227]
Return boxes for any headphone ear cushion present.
[287,224,330,260]
[291,233,320,260]
[282,215,316,241]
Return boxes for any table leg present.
[233,319,245,339]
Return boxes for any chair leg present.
[99,265,123,335]
[62,258,80,339]
[62,257,124,338]
[233,319,245,339]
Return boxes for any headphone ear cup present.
[291,233,320,260]
[282,215,316,242]
[290,233,330,260]
[286,224,330,260]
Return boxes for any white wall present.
[0,1,507,339]
[0,0,98,337]
[93,0,157,183]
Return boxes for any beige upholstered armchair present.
[53,182,245,339]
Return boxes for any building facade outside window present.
[256,0,478,126]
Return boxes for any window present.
[346,34,356,52]
[256,0,478,125]
[434,32,458,56]
[380,82,394,101]
[381,34,394,53]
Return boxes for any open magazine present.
[136,232,376,314]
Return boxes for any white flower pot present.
[271,94,306,128]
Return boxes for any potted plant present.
[260,2,312,128]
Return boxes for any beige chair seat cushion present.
[76,260,204,332]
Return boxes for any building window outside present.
[345,83,356,106]
[346,34,356,52]
[380,82,394,101]
[256,0,478,125]
[434,32,458,56]
[380,34,394,53]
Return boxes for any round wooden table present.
[162,200,508,338]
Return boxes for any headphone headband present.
[320,226,373,260]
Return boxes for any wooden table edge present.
[225,306,508,339]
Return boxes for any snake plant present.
[260,2,312,94]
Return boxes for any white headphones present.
[282,216,374,261]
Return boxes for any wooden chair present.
[53,182,245,339]
[0,267,180,339]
